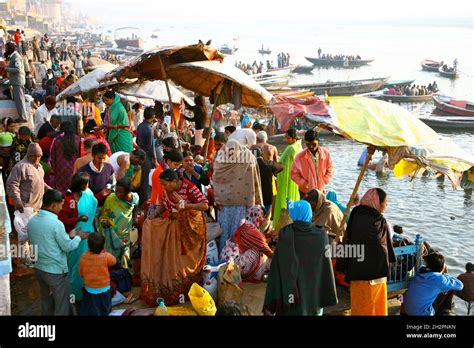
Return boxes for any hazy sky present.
[68,0,474,25]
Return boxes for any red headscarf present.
[359,188,382,212]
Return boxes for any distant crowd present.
[384,82,439,97]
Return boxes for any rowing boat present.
[290,77,390,96]
[433,95,474,116]
[305,56,374,67]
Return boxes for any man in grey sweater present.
[4,42,27,122]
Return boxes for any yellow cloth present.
[326,96,474,180]
[350,280,388,316]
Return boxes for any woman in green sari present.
[99,178,139,270]
[272,129,303,228]
[103,91,134,154]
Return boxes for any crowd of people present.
[0,39,472,318]
[235,53,290,75]
[317,47,362,61]
[384,82,439,96]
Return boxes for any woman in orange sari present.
[140,169,209,306]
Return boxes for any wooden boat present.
[252,69,291,81]
[115,27,144,49]
[421,59,442,72]
[290,77,390,96]
[219,44,238,55]
[258,77,289,88]
[383,79,415,89]
[258,45,271,55]
[293,65,314,74]
[418,115,474,130]
[270,89,315,98]
[379,93,433,103]
[305,56,374,68]
[438,65,458,79]
[433,95,474,116]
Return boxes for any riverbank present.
[10,265,403,316]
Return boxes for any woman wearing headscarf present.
[213,129,263,253]
[304,189,344,239]
[263,200,337,315]
[140,169,208,306]
[272,129,303,229]
[337,188,395,316]
[221,205,273,282]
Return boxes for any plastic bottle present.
[203,277,218,302]
[154,298,168,316]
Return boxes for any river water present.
[98,19,474,314]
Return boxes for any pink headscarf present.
[244,205,265,229]
[359,188,382,212]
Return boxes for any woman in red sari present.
[221,205,274,282]
[140,169,209,306]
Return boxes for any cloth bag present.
[217,259,243,305]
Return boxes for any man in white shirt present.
[34,96,57,135]
[74,55,84,77]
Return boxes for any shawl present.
[310,190,344,237]
[263,221,338,315]
[213,140,262,207]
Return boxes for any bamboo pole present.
[158,56,181,150]
[337,144,376,241]
[203,103,217,158]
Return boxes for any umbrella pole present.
[158,56,181,150]
[203,103,217,157]
[337,145,376,240]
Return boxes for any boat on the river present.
[305,56,374,68]
[421,59,442,72]
[383,79,415,89]
[433,95,474,116]
[115,27,144,49]
[418,115,474,130]
[290,77,389,96]
[438,65,458,79]
[258,45,271,55]
[292,65,315,74]
[379,93,433,103]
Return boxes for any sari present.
[140,180,208,306]
[223,206,272,281]
[213,139,263,252]
[99,192,139,270]
[67,189,98,301]
[108,96,134,154]
[273,140,302,228]
[49,133,81,194]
